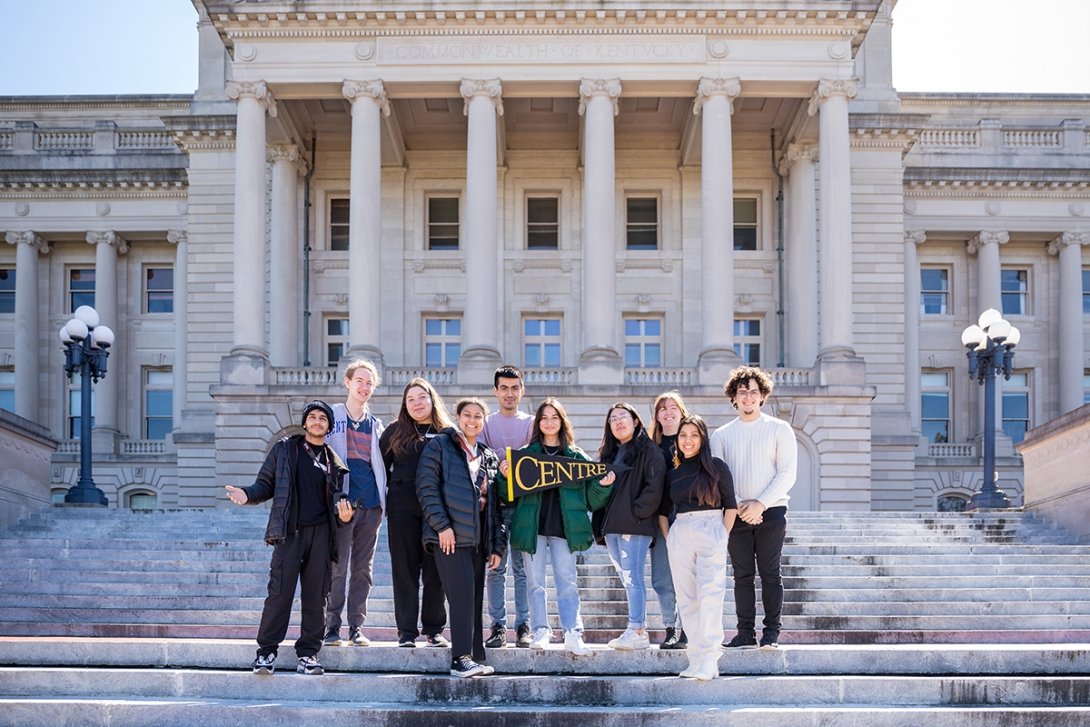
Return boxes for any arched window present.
[127,491,157,511]
[937,493,968,512]
[50,489,67,504]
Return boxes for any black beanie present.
[301,400,335,435]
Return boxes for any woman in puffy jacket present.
[416,397,506,678]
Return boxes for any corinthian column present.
[343,80,390,366]
[695,77,741,384]
[4,231,49,421]
[967,230,1009,447]
[87,230,127,442]
[781,144,819,367]
[809,79,858,359]
[167,230,187,435]
[578,78,622,383]
[225,80,275,358]
[904,230,926,438]
[267,144,304,367]
[1049,232,1089,413]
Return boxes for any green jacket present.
[509,441,613,555]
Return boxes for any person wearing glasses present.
[709,366,797,652]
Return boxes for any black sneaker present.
[450,654,487,678]
[759,633,779,651]
[724,632,759,649]
[660,627,682,650]
[252,652,276,675]
[515,623,532,648]
[296,655,324,675]
[398,636,417,648]
[426,633,450,648]
[484,624,506,648]
[676,629,688,649]
[322,629,341,645]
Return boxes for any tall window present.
[326,317,349,367]
[526,197,559,249]
[921,371,951,444]
[424,317,461,367]
[733,198,758,251]
[0,268,14,313]
[69,268,95,312]
[68,387,94,439]
[0,368,14,412]
[330,198,350,251]
[1000,268,1029,315]
[523,318,561,367]
[1083,268,1089,314]
[920,268,950,315]
[144,368,173,440]
[427,197,460,250]
[624,317,662,368]
[1001,372,1030,444]
[625,197,658,250]
[1083,371,1090,405]
[145,267,174,314]
[733,318,762,366]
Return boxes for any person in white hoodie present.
[709,366,797,652]
[323,359,387,647]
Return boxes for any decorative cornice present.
[167,230,188,246]
[459,78,503,117]
[343,79,391,117]
[966,230,1008,255]
[904,230,926,246]
[1047,231,1090,255]
[225,80,276,118]
[693,77,740,115]
[0,96,191,112]
[5,230,49,254]
[808,78,859,116]
[578,78,622,116]
[86,230,128,254]
[0,183,186,200]
[904,177,1090,198]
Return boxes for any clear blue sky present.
[0,0,1087,96]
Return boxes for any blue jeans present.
[486,506,529,627]
[524,536,583,634]
[605,532,653,630]
[650,530,678,629]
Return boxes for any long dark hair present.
[529,397,575,450]
[677,415,721,508]
[598,402,648,462]
[385,377,453,459]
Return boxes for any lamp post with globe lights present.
[59,305,114,506]
[960,308,1019,510]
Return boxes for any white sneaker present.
[607,628,650,651]
[564,631,591,656]
[529,627,552,650]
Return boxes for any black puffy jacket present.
[596,432,666,538]
[415,427,506,558]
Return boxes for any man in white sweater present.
[709,366,797,651]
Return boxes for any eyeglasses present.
[608,413,632,423]
[736,389,762,400]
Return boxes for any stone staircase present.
[0,506,1089,725]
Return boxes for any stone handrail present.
[928,442,977,458]
[1003,129,1061,148]
[57,441,80,454]
[919,129,980,148]
[385,367,457,387]
[121,440,167,455]
[624,368,693,386]
[274,368,341,386]
[523,368,576,385]
[116,130,173,149]
[35,130,93,150]
[771,368,813,387]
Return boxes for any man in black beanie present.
[226,400,353,675]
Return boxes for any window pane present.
[425,343,442,367]
[327,343,344,366]
[922,421,949,444]
[645,319,661,336]
[624,344,641,368]
[327,319,349,336]
[733,198,757,224]
[544,319,560,336]
[70,269,95,312]
[1000,269,1028,315]
[146,370,172,387]
[624,319,640,336]
[626,198,658,250]
[128,493,158,510]
[734,319,760,336]
[1083,270,1090,314]
[1002,393,1028,420]
[527,197,559,249]
[146,390,172,417]
[921,393,949,419]
[1003,420,1028,444]
[626,229,658,250]
[937,494,968,512]
[146,418,172,440]
[627,198,657,223]
[524,345,541,367]
[425,319,441,336]
[447,319,461,335]
[0,390,13,412]
[330,198,350,251]
[447,343,460,363]
[544,344,561,367]
[0,268,15,314]
[644,344,661,368]
[428,197,460,250]
[733,227,758,251]
[921,372,948,387]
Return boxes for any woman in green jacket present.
[505,397,613,655]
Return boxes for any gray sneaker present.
[252,652,276,675]
[296,655,324,675]
[323,629,341,646]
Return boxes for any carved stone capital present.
[693,77,741,115]
[966,230,1008,255]
[1047,231,1090,255]
[777,143,818,175]
[167,230,188,246]
[578,78,622,116]
[226,80,276,117]
[343,79,391,117]
[460,79,503,117]
[266,144,300,164]
[808,78,860,116]
[86,230,128,254]
[905,230,927,246]
[5,230,49,254]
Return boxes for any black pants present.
[256,522,332,658]
[727,506,787,637]
[433,543,487,662]
[387,495,446,640]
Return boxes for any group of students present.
[227,361,797,681]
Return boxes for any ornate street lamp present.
[58,305,114,506]
[960,308,1019,510]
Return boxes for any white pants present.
[667,510,728,665]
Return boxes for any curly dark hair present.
[723,366,774,408]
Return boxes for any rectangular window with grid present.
[733,198,758,251]
[144,368,173,440]
[527,197,559,250]
[624,317,662,368]
[0,368,13,412]
[523,318,561,367]
[733,318,762,366]
[625,197,658,250]
[326,317,349,367]
[330,198,350,251]
[425,317,461,367]
[921,371,951,444]
[68,387,94,439]
[145,267,173,314]
[0,268,14,314]
[427,197,460,250]
[1001,372,1030,444]
[920,268,950,316]
[1000,268,1029,316]
[1083,269,1090,314]
[69,268,95,312]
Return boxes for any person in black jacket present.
[595,402,666,651]
[416,397,506,677]
[225,400,352,676]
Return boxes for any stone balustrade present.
[120,440,167,456]
[34,130,93,151]
[623,367,693,386]
[115,130,174,149]
[927,442,977,459]
[1003,129,1062,148]
[0,131,12,150]
[0,127,178,154]
[522,368,576,385]
[919,129,980,148]
[385,367,457,387]
[273,368,340,387]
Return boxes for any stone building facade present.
[1,1,1087,512]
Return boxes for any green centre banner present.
[504,447,626,501]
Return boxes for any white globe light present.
[73,305,100,329]
[977,308,1002,330]
[64,318,89,341]
[960,325,984,348]
[987,318,1011,341]
[1005,327,1021,347]
[90,325,115,349]
[59,325,73,344]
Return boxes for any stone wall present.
[0,410,56,530]
[1018,404,1090,542]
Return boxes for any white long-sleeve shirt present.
[709,412,797,509]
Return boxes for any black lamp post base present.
[967,489,1012,511]
[63,487,109,507]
